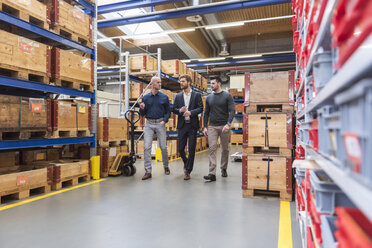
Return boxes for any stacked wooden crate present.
[242,71,295,201]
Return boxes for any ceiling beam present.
[98,0,291,29]
[98,0,185,15]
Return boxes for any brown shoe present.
[142,173,152,180]
[164,167,170,175]
[184,174,191,180]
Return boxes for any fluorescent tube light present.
[97,38,113,43]
[198,57,226,62]
[205,22,244,30]
[165,28,196,34]
[233,54,263,59]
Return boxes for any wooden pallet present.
[230,142,243,146]
[51,26,91,48]
[0,0,49,30]
[0,183,51,204]
[243,146,292,156]
[0,64,49,84]
[54,78,93,92]
[231,127,243,131]
[52,174,90,191]
[98,139,126,148]
[51,128,90,138]
[0,130,48,141]
[242,189,292,201]
[134,126,145,131]
[245,103,294,113]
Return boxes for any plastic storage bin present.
[310,170,355,214]
[335,79,372,186]
[335,207,372,248]
[317,105,346,165]
[312,51,333,92]
[320,215,338,248]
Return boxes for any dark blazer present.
[173,91,203,130]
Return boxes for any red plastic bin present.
[309,119,319,151]
[307,227,316,248]
[332,0,372,68]
[309,197,327,245]
[335,207,372,248]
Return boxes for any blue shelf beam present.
[186,55,296,67]
[0,136,95,150]
[231,129,243,133]
[73,0,95,16]
[234,99,244,102]
[0,11,94,56]
[98,0,184,15]
[0,76,95,99]
[235,114,243,117]
[98,0,291,28]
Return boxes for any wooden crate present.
[186,67,194,81]
[48,0,92,46]
[51,48,93,92]
[201,77,208,90]
[242,154,292,201]
[51,159,90,190]
[97,117,128,147]
[230,134,243,144]
[0,166,52,203]
[0,151,20,174]
[231,123,243,130]
[0,95,49,139]
[163,89,174,104]
[51,100,91,138]
[130,55,158,73]
[161,59,184,76]
[243,113,293,149]
[228,88,244,98]
[0,30,49,83]
[20,149,60,165]
[129,83,148,100]
[235,103,244,113]
[196,137,202,151]
[0,0,48,29]
[201,136,207,149]
[245,71,295,105]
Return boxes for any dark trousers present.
[178,123,197,174]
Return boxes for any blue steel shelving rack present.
[0,0,97,151]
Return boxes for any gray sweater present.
[204,91,235,127]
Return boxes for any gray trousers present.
[208,125,230,175]
[144,121,168,173]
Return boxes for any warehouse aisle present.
[0,147,301,248]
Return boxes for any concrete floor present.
[0,147,301,248]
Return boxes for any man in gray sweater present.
[203,77,235,181]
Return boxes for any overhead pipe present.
[186,55,296,67]
[98,0,185,15]
[208,62,296,72]
[98,0,292,28]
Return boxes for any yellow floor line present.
[278,201,293,248]
[0,179,106,212]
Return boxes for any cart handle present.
[125,110,140,125]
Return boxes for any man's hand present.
[180,106,187,113]
[160,121,165,125]
[222,124,230,133]
[203,127,208,137]
[183,111,191,117]
[140,102,145,109]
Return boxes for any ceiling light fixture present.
[198,57,226,62]
[232,54,263,59]
[164,28,196,34]
[97,38,113,43]
[205,22,244,30]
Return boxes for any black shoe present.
[203,174,216,181]
[221,169,228,177]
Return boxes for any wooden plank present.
[247,113,289,148]
[0,29,49,79]
[0,95,48,132]
[248,71,290,104]
[230,134,243,144]
[0,0,48,29]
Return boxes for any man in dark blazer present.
[173,74,203,180]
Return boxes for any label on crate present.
[31,103,42,113]
[17,176,29,186]
[109,148,117,157]
[81,165,88,174]
[17,0,31,6]
[78,103,87,113]
[73,7,85,22]
[344,133,362,172]
[80,59,91,70]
